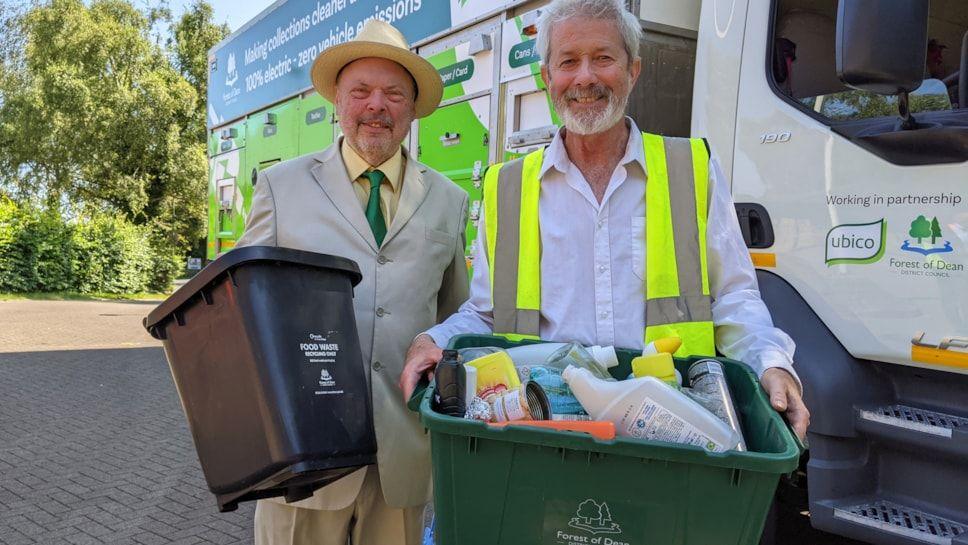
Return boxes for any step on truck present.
[206,1,968,543]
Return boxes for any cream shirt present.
[341,138,404,224]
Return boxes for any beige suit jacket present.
[236,141,468,509]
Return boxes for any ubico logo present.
[826,220,886,266]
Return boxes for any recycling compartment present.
[421,334,801,545]
[144,246,376,512]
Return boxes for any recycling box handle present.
[407,376,432,413]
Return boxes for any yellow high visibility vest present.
[482,132,715,357]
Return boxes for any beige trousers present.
[254,469,425,545]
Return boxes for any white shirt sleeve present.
[424,207,495,347]
[706,158,801,388]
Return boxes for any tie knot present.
[364,169,385,190]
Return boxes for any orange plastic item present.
[488,420,616,440]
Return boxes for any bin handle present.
[407,376,431,413]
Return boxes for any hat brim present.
[311,41,443,119]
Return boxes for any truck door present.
[208,119,246,259]
[416,21,500,267]
[238,98,300,244]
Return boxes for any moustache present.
[357,115,394,129]
[563,84,612,101]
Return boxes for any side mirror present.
[836,0,929,96]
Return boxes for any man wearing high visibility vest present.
[401,0,809,439]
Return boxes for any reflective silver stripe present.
[512,309,541,335]
[492,158,539,335]
[645,295,713,326]
[662,136,704,297]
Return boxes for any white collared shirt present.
[426,120,798,383]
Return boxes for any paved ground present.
[0,299,164,353]
[0,299,255,545]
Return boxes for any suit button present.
[377,255,388,265]
[372,361,383,371]
[376,307,386,317]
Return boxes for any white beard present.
[553,80,631,135]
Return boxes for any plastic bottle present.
[562,366,741,452]
[458,346,503,362]
[466,351,520,400]
[687,359,747,451]
[463,365,477,410]
[505,343,619,369]
[642,336,682,356]
[544,343,616,381]
[433,349,466,417]
[631,353,682,388]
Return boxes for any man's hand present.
[399,334,443,401]
[760,367,810,441]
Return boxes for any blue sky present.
[174,0,275,35]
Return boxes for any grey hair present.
[536,0,643,66]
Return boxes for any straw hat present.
[310,19,443,119]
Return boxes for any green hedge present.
[0,197,182,294]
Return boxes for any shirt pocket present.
[631,216,645,280]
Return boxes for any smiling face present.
[335,57,417,165]
[541,16,641,135]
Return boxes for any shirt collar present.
[539,117,647,179]
[341,138,404,191]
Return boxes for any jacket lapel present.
[383,149,429,247]
[310,143,378,253]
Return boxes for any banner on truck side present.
[208,0,515,127]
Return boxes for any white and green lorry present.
[207,1,968,543]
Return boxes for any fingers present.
[762,369,789,411]
[400,368,421,401]
[399,335,443,401]
[770,388,788,412]
[761,367,810,440]
[785,390,811,440]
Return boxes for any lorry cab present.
[693,1,968,543]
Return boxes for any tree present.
[600,502,613,525]
[577,499,601,525]
[931,217,942,245]
[909,215,931,244]
[0,0,208,254]
[170,1,229,143]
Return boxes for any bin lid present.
[144,246,362,338]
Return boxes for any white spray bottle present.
[562,366,741,452]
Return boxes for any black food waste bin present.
[144,246,376,512]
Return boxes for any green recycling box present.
[418,335,801,545]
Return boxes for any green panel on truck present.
[207,119,246,260]
[235,98,301,246]
[419,46,490,269]
[298,91,336,155]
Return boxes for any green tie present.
[363,169,387,247]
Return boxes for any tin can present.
[489,381,551,422]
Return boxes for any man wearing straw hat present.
[237,19,468,545]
